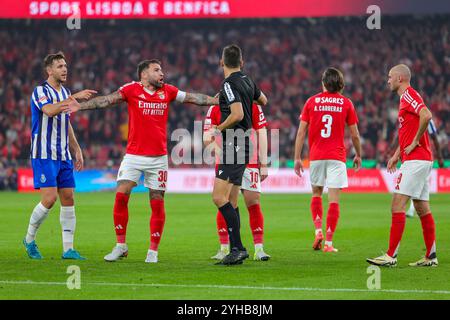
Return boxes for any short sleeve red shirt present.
[397,86,432,162]
[119,82,179,156]
[300,92,358,162]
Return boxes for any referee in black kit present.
[208,44,268,265]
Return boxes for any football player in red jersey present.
[367,64,437,267]
[294,67,362,253]
[69,59,218,263]
[204,104,270,261]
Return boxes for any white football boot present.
[145,250,158,263]
[104,245,128,262]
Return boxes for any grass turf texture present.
[0,192,448,300]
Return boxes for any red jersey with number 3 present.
[119,81,180,156]
[300,92,358,162]
[204,104,267,168]
[398,86,432,162]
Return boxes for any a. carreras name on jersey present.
[313,105,343,112]
[138,100,168,116]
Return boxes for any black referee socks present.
[219,202,245,251]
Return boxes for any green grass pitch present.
[0,192,448,300]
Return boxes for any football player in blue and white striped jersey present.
[24,52,96,260]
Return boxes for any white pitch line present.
[1,280,450,295]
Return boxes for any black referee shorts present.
[215,163,247,186]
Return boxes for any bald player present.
[367,64,438,267]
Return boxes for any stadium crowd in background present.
[0,16,448,190]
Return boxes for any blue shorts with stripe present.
[31,159,76,189]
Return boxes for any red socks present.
[325,202,340,242]
[150,199,166,251]
[420,213,436,259]
[216,211,229,245]
[113,192,130,244]
[387,212,406,258]
[311,196,323,230]
[248,204,264,245]
[216,204,265,246]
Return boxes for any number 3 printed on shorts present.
[158,171,168,182]
[321,114,333,138]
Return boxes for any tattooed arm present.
[76,91,124,111]
[183,92,219,106]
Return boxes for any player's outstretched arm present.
[74,91,124,111]
[349,124,362,171]
[72,89,98,101]
[183,92,219,106]
[294,120,308,177]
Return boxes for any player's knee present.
[212,194,227,208]
[244,193,260,207]
[61,195,74,206]
[116,180,135,195]
[312,186,323,197]
[150,190,164,200]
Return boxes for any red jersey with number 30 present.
[204,104,267,168]
[398,86,432,162]
[119,81,180,156]
[300,92,358,162]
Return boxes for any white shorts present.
[394,160,433,201]
[310,160,348,189]
[117,154,168,190]
[241,167,261,193]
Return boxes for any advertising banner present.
[1,0,448,19]
[17,167,450,193]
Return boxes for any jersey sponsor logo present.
[317,97,344,105]
[223,82,235,102]
[138,100,168,116]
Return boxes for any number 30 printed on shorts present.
[158,171,168,182]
